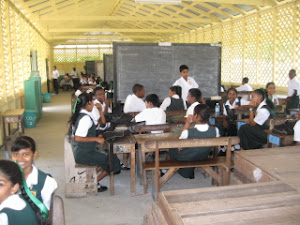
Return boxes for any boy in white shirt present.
[286,69,300,113]
[173,65,199,107]
[135,94,166,132]
[236,77,253,100]
[123,84,146,113]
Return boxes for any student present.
[219,88,249,137]
[286,69,300,113]
[266,82,279,105]
[173,65,199,107]
[68,93,121,192]
[0,160,41,225]
[123,83,146,113]
[294,112,300,145]
[135,94,166,129]
[91,88,107,131]
[89,77,97,86]
[236,77,253,100]
[52,66,59,95]
[238,89,274,150]
[160,86,185,111]
[11,136,57,210]
[169,104,219,179]
[80,76,89,86]
[71,67,80,91]
[185,88,205,118]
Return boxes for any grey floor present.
[1,91,214,225]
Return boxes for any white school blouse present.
[223,98,249,116]
[173,77,199,103]
[294,121,300,142]
[123,94,146,113]
[52,70,59,79]
[0,195,27,225]
[135,107,166,125]
[74,109,94,137]
[236,83,253,100]
[26,165,58,210]
[160,94,186,110]
[185,102,200,117]
[179,124,220,139]
[254,100,270,126]
[287,76,300,97]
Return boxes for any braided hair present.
[0,160,46,225]
[254,89,274,110]
[170,86,182,99]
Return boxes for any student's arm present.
[294,121,300,145]
[104,99,110,114]
[160,97,171,111]
[200,97,206,104]
[286,90,297,102]
[0,213,8,225]
[95,103,106,125]
[248,110,256,126]
[41,176,58,210]
[74,136,105,144]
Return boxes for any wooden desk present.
[113,134,136,196]
[134,133,179,192]
[265,130,294,147]
[2,109,24,149]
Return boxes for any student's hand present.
[95,103,102,111]
[105,98,110,106]
[249,100,257,108]
[98,134,103,138]
[96,137,105,145]
[186,115,193,124]
[286,97,291,103]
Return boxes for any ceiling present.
[13,0,293,46]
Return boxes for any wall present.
[0,0,51,145]
[165,0,300,92]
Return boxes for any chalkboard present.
[85,61,95,75]
[114,43,221,102]
[103,54,114,82]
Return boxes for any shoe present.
[218,151,226,156]
[160,169,168,177]
[121,163,130,171]
[97,183,108,192]
[234,144,240,150]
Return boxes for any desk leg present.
[131,145,135,196]
[123,153,128,167]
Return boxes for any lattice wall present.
[0,0,51,106]
[166,1,300,89]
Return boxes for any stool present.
[2,109,24,149]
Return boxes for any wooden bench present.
[134,123,183,134]
[64,135,114,198]
[49,195,65,225]
[143,136,240,199]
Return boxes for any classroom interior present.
[0,0,300,224]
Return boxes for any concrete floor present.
[1,91,214,225]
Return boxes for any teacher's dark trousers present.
[53,79,59,94]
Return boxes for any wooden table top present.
[235,146,300,191]
[3,109,24,116]
[134,132,179,144]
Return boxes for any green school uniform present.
[0,195,37,225]
[238,105,274,150]
[72,113,121,173]
[166,98,185,123]
[169,126,217,178]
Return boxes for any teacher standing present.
[52,66,59,95]
[173,65,199,108]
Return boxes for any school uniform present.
[52,69,59,94]
[173,77,199,105]
[185,102,200,117]
[135,108,166,133]
[223,98,249,116]
[160,94,185,111]
[294,120,300,142]
[26,165,57,210]
[72,109,121,173]
[286,76,300,112]
[0,194,37,225]
[269,95,279,105]
[169,124,219,178]
[238,100,274,150]
[236,83,253,100]
[91,99,111,132]
[123,94,146,113]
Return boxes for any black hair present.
[68,93,93,135]
[93,86,104,96]
[254,89,274,110]
[193,104,211,123]
[0,160,45,225]
[289,69,296,75]
[266,82,275,89]
[11,136,36,153]
[132,84,144,94]
[101,81,110,90]
[188,88,202,102]
[242,77,249,83]
[227,87,238,95]
[169,86,182,98]
[179,65,189,72]
[145,94,160,107]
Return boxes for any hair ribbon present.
[72,98,81,114]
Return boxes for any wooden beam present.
[40,15,213,23]
[48,35,164,40]
[48,28,181,33]
[184,0,277,6]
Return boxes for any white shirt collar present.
[194,123,209,131]
[191,102,200,107]
[26,164,38,188]
[0,194,26,211]
[226,98,239,106]
[257,100,267,111]
[171,94,180,99]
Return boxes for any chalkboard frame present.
[103,54,114,82]
[113,42,221,103]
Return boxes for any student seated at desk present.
[160,86,185,111]
[69,93,121,192]
[217,88,249,151]
[91,87,108,134]
[186,88,206,117]
[11,136,57,211]
[286,69,300,114]
[236,77,253,100]
[135,94,166,133]
[0,160,42,225]
[266,82,279,105]
[238,89,275,150]
[80,76,89,86]
[168,104,219,179]
[123,84,146,113]
[88,77,97,86]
